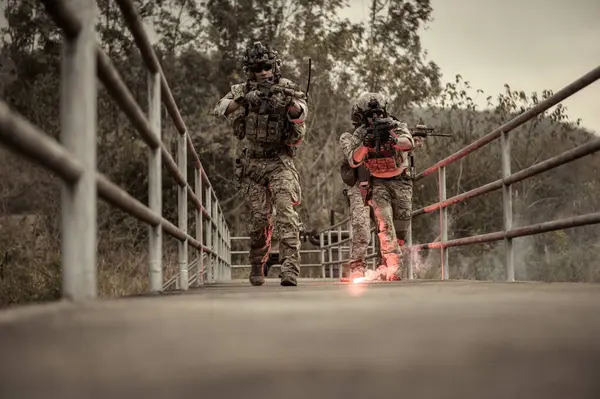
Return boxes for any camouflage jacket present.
[340,120,415,177]
[212,78,308,153]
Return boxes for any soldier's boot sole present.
[280,273,297,287]
[249,276,265,286]
[249,265,265,286]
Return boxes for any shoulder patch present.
[231,82,246,98]
[231,83,246,98]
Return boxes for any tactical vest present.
[244,111,288,143]
[243,84,289,144]
[365,147,400,174]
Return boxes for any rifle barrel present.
[412,132,452,136]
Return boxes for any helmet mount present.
[352,92,389,125]
[242,41,282,81]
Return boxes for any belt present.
[372,169,412,181]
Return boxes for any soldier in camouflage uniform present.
[212,42,308,287]
[339,115,372,281]
[340,93,424,281]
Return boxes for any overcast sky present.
[340,0,600,134]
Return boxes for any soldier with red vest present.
[340,93,424,281]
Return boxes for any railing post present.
[195,167,203,286]
[225,215,230,279]
[147,71,162,293]
[319,232,325,278]
[205,185,213,283]
[327,230,333,279]
[212,195,219,281]
[337,223,342,279]
[501,130,515,281]
[347,218,354,274]
[215,208,220,281]
[226,225,231,279]
[178,133,188,290]
[60,0,97,301]
[221,213,226,279]
[406,219,413,279]
[218,210,223,281]
[438,166,449,280]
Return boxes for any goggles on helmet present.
[250,62,273,73]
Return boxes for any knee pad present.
[394,219,410,242]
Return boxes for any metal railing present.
[0,0,231,301]
[247,64,600,281]
[409,64,600,281]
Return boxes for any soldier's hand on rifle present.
[388,128,415,151]
[268,92,290,109]
[363,132,376,148]
[412,125,428,148]
[245,89,262,105]
[414,136,425,148]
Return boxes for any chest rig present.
[243,82,289,144]
[365,141,400,173]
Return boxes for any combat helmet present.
[351,92,389,124]
[242,41,282,80]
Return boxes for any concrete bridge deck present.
[1,279,599,398]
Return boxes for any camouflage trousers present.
[346,184,371,265]
[370,174,413,277]
[241,154,302,276]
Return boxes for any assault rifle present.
[245,80,307,116]
[365,119,452,150]
[247,80,307,103]
[364,116,396,153]
[409,125,452,138]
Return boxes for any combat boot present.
[346,261,366,282]
[386,264,402,281]
[249,264,265,286]
[279,256,298,286]
[280,272,297,286]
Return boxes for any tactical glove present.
[267,92,292,109]
[245,90,262,105]
[363,132,376,148]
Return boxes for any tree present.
[352,0,442,112]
